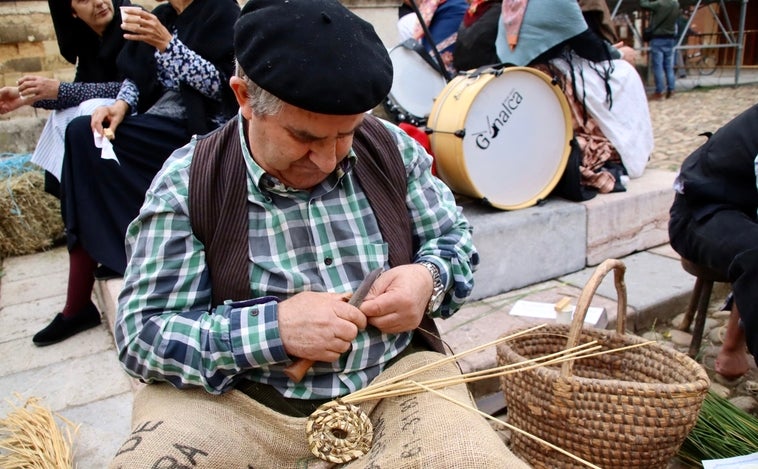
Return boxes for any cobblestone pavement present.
[645,82,758,172]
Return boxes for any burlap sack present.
[110,351,530,468]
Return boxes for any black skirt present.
[60,113,191,274]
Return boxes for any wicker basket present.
[497,259,710,469]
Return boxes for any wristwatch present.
[419,261,445,314]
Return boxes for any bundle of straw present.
[0,167,64,259]
[0,395,78,469]
[677,390,758,466]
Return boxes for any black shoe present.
[32,302,102,347]
[94,265,122,280]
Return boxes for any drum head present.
[428,67,571,210]
[386,44,447,125]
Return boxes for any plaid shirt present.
[115,114,478,399]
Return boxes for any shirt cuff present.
[228,299,289,368]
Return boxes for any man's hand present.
[359,264,432,334]
[278,291,367,363]
[16,75,60,102]
[90,100,130,138]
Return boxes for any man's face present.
[71,0,114,35]
[245,103,365,190]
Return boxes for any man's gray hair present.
[235,61,284,117]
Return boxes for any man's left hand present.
[359,264,432,334]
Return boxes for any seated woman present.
[0,0,129,197]
[397,0,469,76]
[669,104,758,380]
[32,0,240,346]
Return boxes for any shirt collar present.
[237,112,358,199]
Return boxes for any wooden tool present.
[283,267,384,382]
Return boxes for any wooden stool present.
[679,258,730,358]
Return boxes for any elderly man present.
[109,0,530,467]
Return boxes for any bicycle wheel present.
[698,53,717,76]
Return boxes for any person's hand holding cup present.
[120,6,142,33]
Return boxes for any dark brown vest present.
[189,115,444,353]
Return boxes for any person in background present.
[669,103,758,380]
[31,0,239,347]
[0,0,129,198]
[675,5,698,78]
[397,0,469,76]
[109,1,530,466]
[490,0,651,199]
[641,0,681,100]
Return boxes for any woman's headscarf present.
[495,0,587,66]
[48,0,129,82]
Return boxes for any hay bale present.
[0,169,64,259]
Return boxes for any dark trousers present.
[61,114,190,274]
[669,194,758,365]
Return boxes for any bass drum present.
[385,41,448,126]
[427,66,572,210]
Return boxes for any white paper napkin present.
[94,131,119,164]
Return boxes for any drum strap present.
[189,115,445,353]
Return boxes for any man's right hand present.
[277,291,367,363]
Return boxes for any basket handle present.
[560,259,628,378]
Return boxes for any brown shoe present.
[648,92,664,101]
[666,90,675,99]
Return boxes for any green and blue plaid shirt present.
[115,114,478,399]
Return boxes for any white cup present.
[119,6,141,26]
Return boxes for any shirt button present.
[324,258,333,266]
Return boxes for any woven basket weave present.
[497,259,710,468]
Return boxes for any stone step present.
[0,115,47,154]
[466,168,675,301]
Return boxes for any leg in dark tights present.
[62,244,97,319]
[32,243,102,346]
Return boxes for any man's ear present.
[229,76,253,120]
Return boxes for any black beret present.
[234,0,392,115]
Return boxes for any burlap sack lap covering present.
[0,170,64,259]
[110,351,530,468]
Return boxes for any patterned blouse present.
[34,34,223,126]
[117,35,224,125]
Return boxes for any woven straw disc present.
[306,399,373,463]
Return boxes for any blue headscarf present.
[495,0,587,66]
